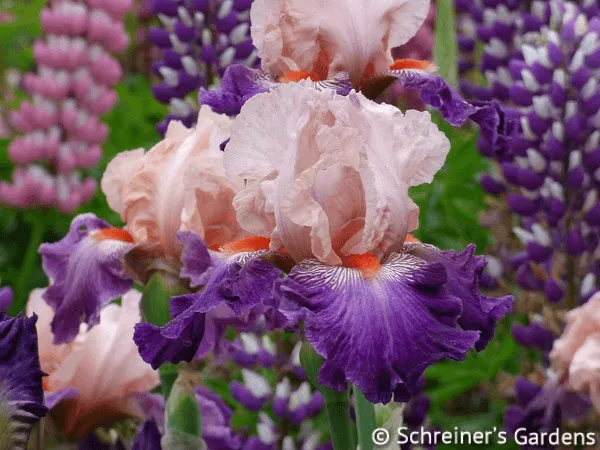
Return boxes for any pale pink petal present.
[100,148,145,216]
[328,95,449,255]
[250,0,430,83]
[568,333,600,393]
[231,178,277,238]
[551,293,600,373]
[181,153,245,249]
[45,289,159,437]
[26,288,74,376]
[120,107,235,257]
[226,82,448,264]
[276,124,365,264]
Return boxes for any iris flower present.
[135,83,513,404]
[199,0,516,157]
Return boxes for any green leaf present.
[434,0,459,87]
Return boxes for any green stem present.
[354,387,376,450]
[322,389,357,450]
[11,219,45,315]
[300,342,357,449]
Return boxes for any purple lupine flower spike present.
[465,0,600,305]
[457,0,600,438]
[231,369,272,411]
[150,0,260,134]
[0,313,47,450]
[0,0,131,212]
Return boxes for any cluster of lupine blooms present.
[3,0,600,448]
[149,0,260,134]
[455,0,600,440]
[0,0,131,212]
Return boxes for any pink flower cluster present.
[0,0,131,212]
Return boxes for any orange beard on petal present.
[341,253,381,279]
[279,70,321,83]
[389,59,437,72]
[91,228,135,243]
[405,233,421,243]
[220,236,272,255]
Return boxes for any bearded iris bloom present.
[38,107,245,344]
[134,82,513,404]
[199,0,516,157]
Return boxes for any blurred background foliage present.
[0,1,521,448]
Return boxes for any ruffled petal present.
[0,313,47,450]
[250,0,430,83]
[119,107,235,257]
[39,213,136,344]
[100,148,145,216]
[134,252,283,369]
[364,68,519,155]
[41,290,159,439]
[199,65,352,116]
[199,66,277,116]
[551,293,600,375]
[279,251,481,404]
[181,152,245,250]
[226,83,449,264]
[566,333,600,412]
[405,243,514,350]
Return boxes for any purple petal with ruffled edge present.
[196,387,243,450]
[132,419,162,450]
[39,213,136,344]
[379,69,519,156]
[44,388,78,409]
[199,65,352,116]
[199,65,276,115]
[177,231,213,288]
[279,251,481,404]
[134,252,283,369]
[0,286,13,312]
[406,243,514,351]
[0,313,47,450]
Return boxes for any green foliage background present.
[0,1,522,448]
